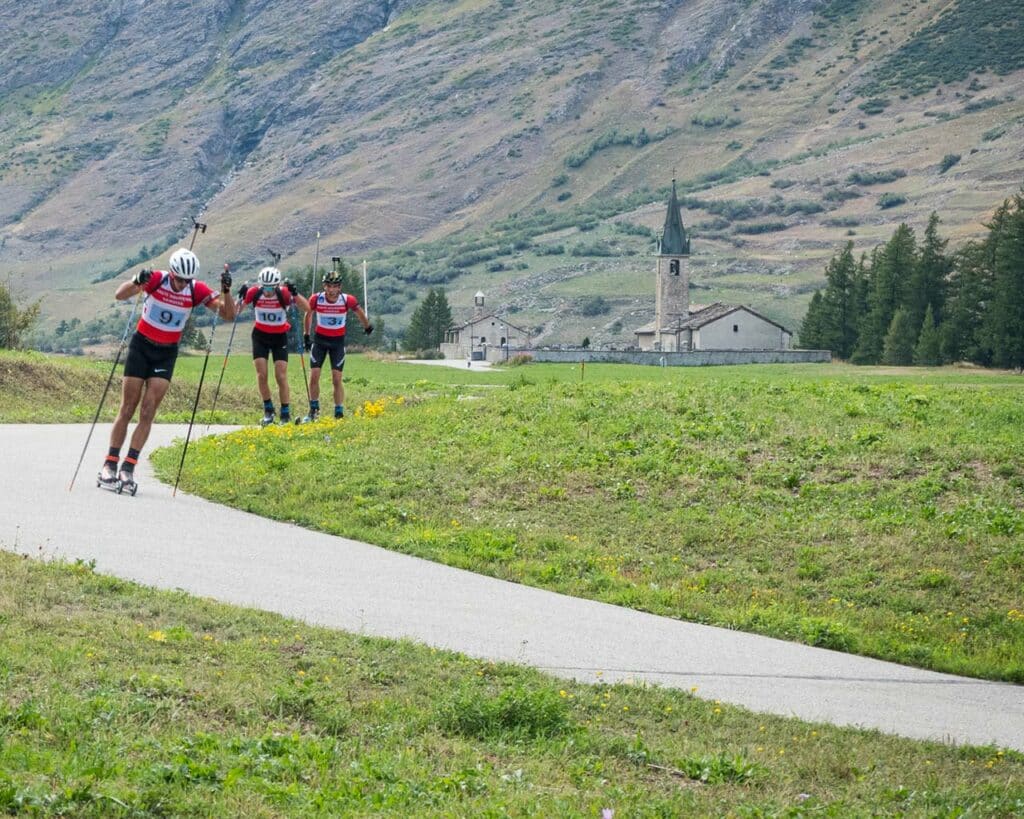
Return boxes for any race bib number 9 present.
[143,299,188,329]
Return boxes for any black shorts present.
[252,328,289,362]
[309,335,346,371]
[124,332,179,381]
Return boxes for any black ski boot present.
[97,461,121,492]
[260,409,276,427]
[118,465,138,496]
[299,407,319,424]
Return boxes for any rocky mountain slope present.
[2,0,1022,345]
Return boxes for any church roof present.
[660,179,690,256]
[635,303,792,335]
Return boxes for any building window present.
[733,324,739,333]
[669,259,680,276]
[479,336,486,344]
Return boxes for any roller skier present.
[301,267,373,422]
[236,266,310,425]
[98,247,235,494]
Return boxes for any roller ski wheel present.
[118,470,138,497]
[97,464,122,493]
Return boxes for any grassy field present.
[3,350,1022,681]
[140,357,1024,682]
[2,551,1022,817]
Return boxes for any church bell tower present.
[655,179,691,344]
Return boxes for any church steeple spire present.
[660,179,690,256]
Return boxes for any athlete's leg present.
[254,357,271,401]
[274,359,290,406]
[128,377,171,452]
[109,377,145,450]
[332,369,344,407]
[308,367,321,401]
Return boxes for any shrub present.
[847,169,906,185]
[579,296,611,316]
[938,153,961,173]
[877,192,907,209]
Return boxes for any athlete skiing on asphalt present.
[301,269,372,421]
[236,266,310,425]
[99,248,234,492]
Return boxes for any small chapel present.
[634,181,792,352]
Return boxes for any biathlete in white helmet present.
[236,266,310,426]
[301,269,372,421]
[99,248,235,489]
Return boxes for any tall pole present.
[362,259,368,313]
[312,231,321,293]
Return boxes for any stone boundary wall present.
[519,349,832,366]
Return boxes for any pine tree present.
[913,304,942,366]
[982,194,1024,369]
[853,225,917,364]
[882,308,916,365]
[940,241,991,364]
[403,288,453,351]
[799,291,826,349]
[818,242,858,358]
[906,212,950,331]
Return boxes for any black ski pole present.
[291,299,311,413]
[205,264,240,431]
[68,291,144,491]
[173,313,221,498]
[188,217,207,250]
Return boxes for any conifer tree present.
[819,242,858,358]
[404,288,453,351]
[882,308,916,365]
[799,291,826,349]
[982,194,1024,369]
[914,304,942,366]
[853,225,917,364]
[907,212,949,331]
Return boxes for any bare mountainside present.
[2,0,1023,344]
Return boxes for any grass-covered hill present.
[3,0,1024,344]
[9,349,1017,683]
[2,350,1024,813]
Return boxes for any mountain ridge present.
[1,0,1022,345]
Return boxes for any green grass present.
[2,551,1022,816]
[4,350,1023,682]
[148,361,1024,682]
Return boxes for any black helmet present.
[323,270,343,285]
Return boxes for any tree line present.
[800,193,1024,369]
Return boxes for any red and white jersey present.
[137,271,215,345]
[242,286,293,333]
[309,291,359,337]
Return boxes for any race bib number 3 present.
[318,314,346,328]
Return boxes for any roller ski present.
[260,409,276,427]
[297,408,318,425]
[118,465,139,497]
[96,461,122,493]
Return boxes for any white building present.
[440,291,530,362]
[635,181,792,352]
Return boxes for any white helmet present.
[258,266,282,286]
[168,248,200,279]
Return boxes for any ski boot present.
[118,465,138,496]
[97,461,122,493]
[279,413,291,426]
[298,408,319,425]
[260,409,276,427]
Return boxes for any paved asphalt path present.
[2,423,1022,752]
